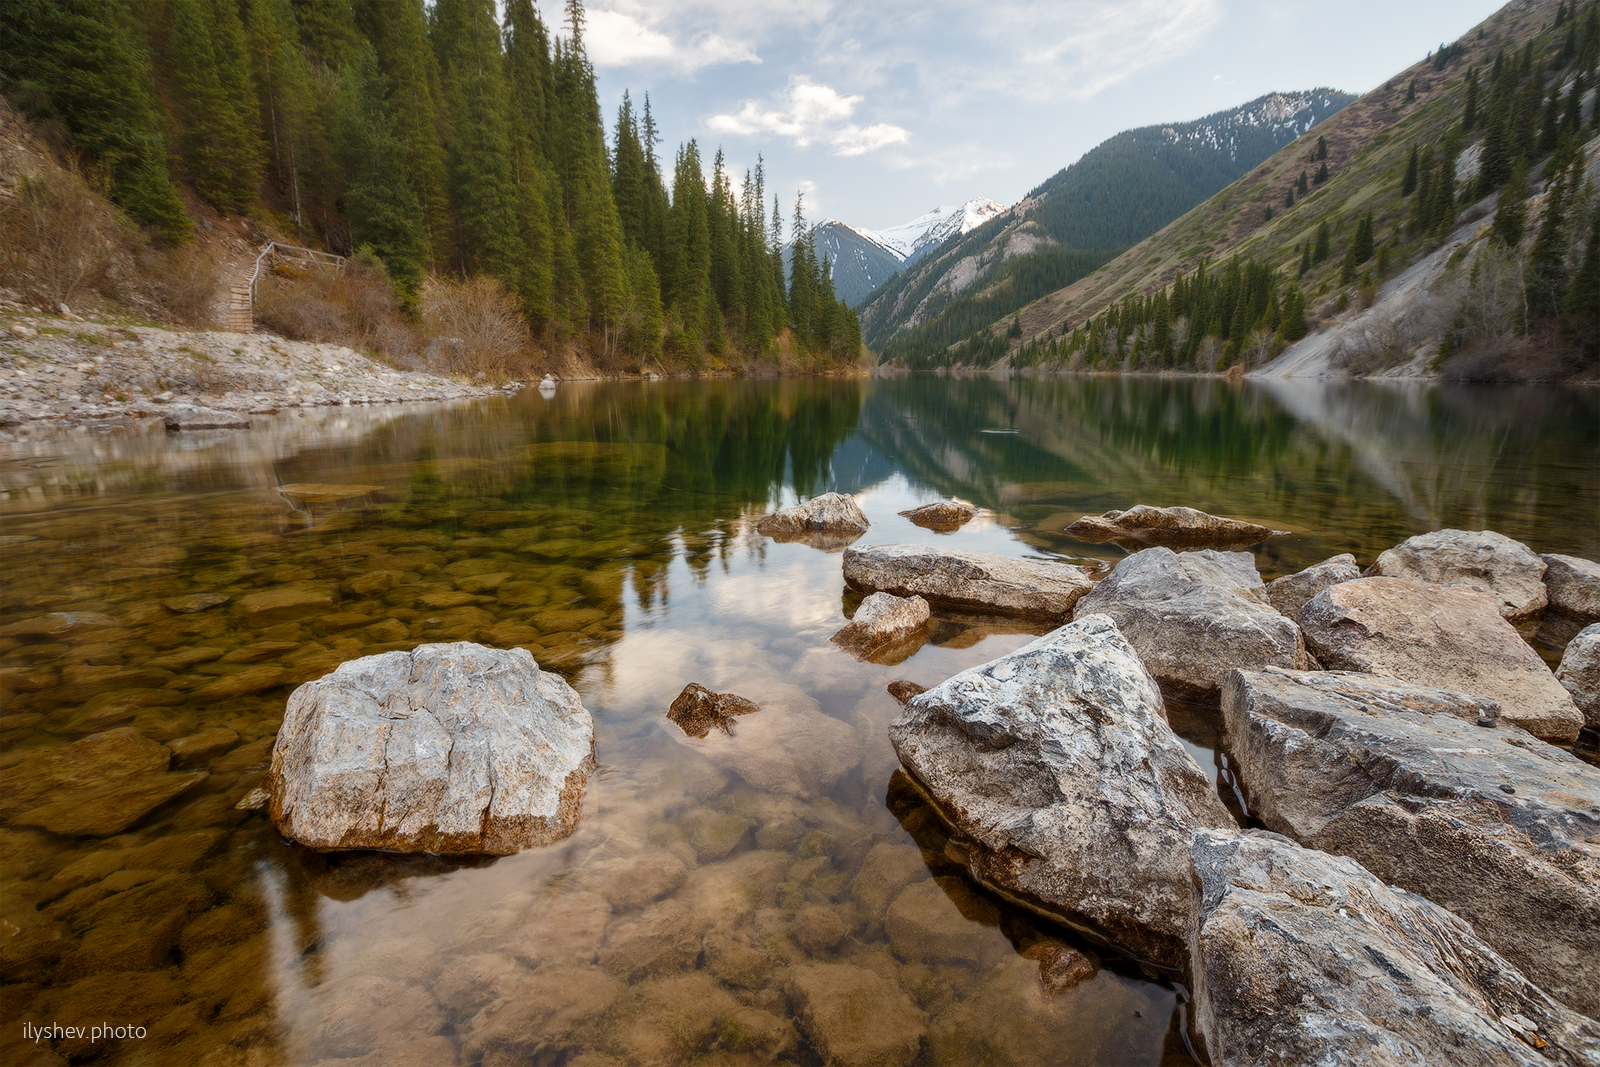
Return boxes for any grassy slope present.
[991,0,1564,355]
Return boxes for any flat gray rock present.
[1298,577,1583,741]
[1557,623,1600,726]
[1372,528,1547,621]
[755,492,869,538]
[1066,504,1278,548]
[1073,547,1308,698]
[163,405,250,430]
[889,614,1236,968]
[267,642,595,854]
[843,543,1092,621]
[1543,554,1600,622]
[1222,667,1600,1018]
[1265,552,1361,618]
[1190,829,1600,1067]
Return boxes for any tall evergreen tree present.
[365,0,451,265]
[291,0,361,69]
[665,141,711,348]
[246,0,318,236]
[333,42,427,300]
[1402,144,1419,195]
[433,0,521,282]
[0,0,190,240]
[1312,219,1331,264]
[504,0,556,327]
[1526,165,1572,319]
[167,0,240,211]
[209,0,263,211]
[1491,160,1530,247]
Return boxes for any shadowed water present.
[1,377,1594,1066]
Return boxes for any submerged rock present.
[1222,667,1600,1018]
[0,728,206,836]
[685,685,858,798]
[1264,552,1361,618]
[1556,623,1600,726]
[1073,547,1308,698]
[1189,829,1600,1067]
[787,961,926,1067]
[899,499,977,531]
[1065,504,1278,548]
[843,544,1092,621]
[889,614,1237,968]
[832,592,931,660]
[666,683,760,739]
[1297,577,1583,741]
[755,492,869,541]
[1372,528,1548,621]
[887,680,929,706]
[162,405,250,431]
[1543,554,1600,622]
[267,642,595,854]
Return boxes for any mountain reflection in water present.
[0,377,1593,1066]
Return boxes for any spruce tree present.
[665,141,711,347]
[290,0,361,69]
[333,42,427,300]
[1296,171,1309,196]
[1404,79,1417,105]
[0,0,190,240]
[433,0,522,282]
[504,0,556,326]
[1315,161,1329,185]
[1491,160,1529,247]
[1299,243,1312,276]
[1402,145,1419,195]
[1526,167,1571,319]
[1313,219,1331,263]
[1316,135,1328,161]
[1560,202,1600,355]
[209,0,263,211]
[246,0,318,236]
[367,0,451,265]
[1463,69,1479,130]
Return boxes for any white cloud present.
[708,79,909,156]
[584,8,759,72]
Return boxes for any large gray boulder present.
[1189,829,1600,1067]
[889,614,1236,968]
[1543,554,1600,622]
[1297,577,1583,741]
[1065,504,1279,548]
[267,643,595,854]
[1072,547,1308,698]
[1264,552,1361,618]
[1221,667,1600,1018]
[1557,623,1600,726]
[1371,528,1548,621]
[843,544,1092,621]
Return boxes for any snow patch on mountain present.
[820,198,1007,266]
[1160,91,1343,162]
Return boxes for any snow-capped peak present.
[851,198,1007,263]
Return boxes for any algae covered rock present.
[267,642,595,854]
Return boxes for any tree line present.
[0,0,860,369]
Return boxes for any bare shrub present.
[422,275,528,380]
[255,257,418,362]
[1242,327,1279,368]
[0,161,122,307]
[142,244,222,325]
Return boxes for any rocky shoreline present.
[0,311,520,431]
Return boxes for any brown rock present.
[899,499,977,531]
[0,729,206,836]
[756,492,870,539]
[667,682,760,738]
[1297,577,1583,741]
[238,583,335,622]
[1372,529,1548,621]
[1066,504,1278,548]
[887,680,929,706]
[832,592,931,661]
[787,962,926,1067]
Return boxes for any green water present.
[1,377,1595,1066]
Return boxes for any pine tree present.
[1281,287,1309,341]
[166,0,240,211]
[1526,166,1572,319]
[1313,219,1331,264]
[504,0,555,326]
[0,0,190,240]
[246,0,318,236]
[665,141,711,347]
[1463,69,1480,130]
[1560,202,1600,355]
[1404,79,1417,105]
[1296,171,1309,196]
[1402,145,1419,195]
[1299,243,1312,276]
[1314,161,1329,185]
[1491,160,1529,247]
[1285,186,1295,208]
[209,0,263,212]
[290,0,361,69]
[334,42,427,300]
[1316,135,1328,161]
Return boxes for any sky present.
[556,0,1508,236]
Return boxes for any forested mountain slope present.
[0,0,860,374]
[958,0,1600,381]
[858,90,1353,363]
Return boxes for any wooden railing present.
[229,242,347,332]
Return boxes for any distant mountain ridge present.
[859,89,1355,359]
[796,199,1007,305]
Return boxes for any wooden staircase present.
[228,242,347,333]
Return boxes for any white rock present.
[1372,529,1548,621]
[267,642,595,854]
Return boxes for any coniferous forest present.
[0,0,862,373]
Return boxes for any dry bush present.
[422,275,529,379]
[140,244,222,325]
[0,160,124,307]
[255,257,418,362]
